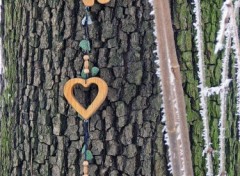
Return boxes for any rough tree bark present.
[0,0,166,176]
[1,0,240,176]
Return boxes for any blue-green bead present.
[79,40,91,52]
[91,67,100,76]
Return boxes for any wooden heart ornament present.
[64,77,108,120]
[82,0,110,6]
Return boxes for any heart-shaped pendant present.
[64,77,108,120]
[82,0,110,6]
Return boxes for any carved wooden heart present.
[64,77,108,120]
[82,0,110,6]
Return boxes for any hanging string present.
[76,2,110,176]
[82,7,91,82]
[82,119,90,176]
[82,6,91,160]
[83,120,89,160]
[80,6,100,80]
[80,4,95,176]
[83,7,91,55]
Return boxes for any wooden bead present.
[83,69,90,74]
[82,0,94,6]
[98,0,110,4]
[83,55,90,61]
[82,0,110,6]
[83,167,89,174]
[84,61,89,69]
[83,161,89,175]
[83,161,89,166]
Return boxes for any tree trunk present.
[0,0,166,176]
[1,0,240,176]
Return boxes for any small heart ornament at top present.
[82,0,110,6]
[64,77,108,120]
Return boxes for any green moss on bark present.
[0,0,21,175]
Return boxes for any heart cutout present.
[82,0,110,6]
[64,77,108,120]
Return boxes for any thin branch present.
[151,0,194,175]
[203,81,231,97]
[214,0,240,174]
[215,0,232,53]
[193,0,213,175]
[218,23,231,176]
[215,2,233,175]
[234,0,240,142]
[229,0,240,142]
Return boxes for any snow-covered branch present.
[215,0,232,53]
[217,21,232,176]
[203,79,231,97]
[231,0,240,142]
[152,0,240,174]
[214,0,240,174]
[151,0,193,175]
[193,0,214,175]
